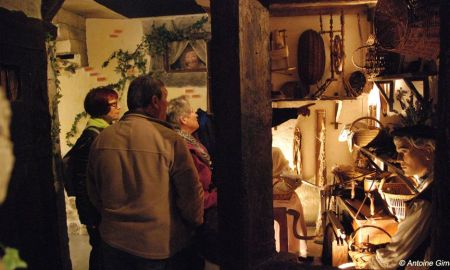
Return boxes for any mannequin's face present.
[394,138,432,177]
[184,50,200,69]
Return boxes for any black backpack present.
[62,127,100,196]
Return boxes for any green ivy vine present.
[64,16,209,146]
[65,111,88,147]
[101,43,148,99]
[46,35,63,155]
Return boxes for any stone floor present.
[68,226,323,270]
[69,234,90,270]
[66,190,324,269]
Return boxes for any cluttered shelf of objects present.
[324,163,405,268]
[321,126,428,269]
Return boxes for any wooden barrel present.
[374,0,439,59]
[297,30,325,85]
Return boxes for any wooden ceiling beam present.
[270,0,377,4]
[270,4,372,16]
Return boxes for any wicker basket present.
[380,182,415,221]
[350,117,383,147]
[273,177,299,201]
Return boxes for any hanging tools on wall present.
[311,11,345,98]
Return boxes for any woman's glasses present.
[108,101,119,108]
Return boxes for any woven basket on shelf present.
[272,177,299,201]
[350,117,383,147]
[380,182,415,221]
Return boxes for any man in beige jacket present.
[87,75,204,270]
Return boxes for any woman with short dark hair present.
[65,86,120,270]
[84,86,120,119]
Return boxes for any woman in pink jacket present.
[167,95,219,269]
[167,95,217,209]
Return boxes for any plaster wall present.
[273,97,370,181]
[58,70,96,155]
[0,0,41,19]
[86,18,144,80]
[53,8,88,66]
[270,10,371,97]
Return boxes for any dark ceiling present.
[92,1,377,18]
[94,0,205,18]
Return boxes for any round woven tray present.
[381,182,414,200]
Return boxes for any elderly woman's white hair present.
[166,95,192,129]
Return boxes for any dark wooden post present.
[0,7,70,270]
[432,0,450,261]
[210,0,275,269]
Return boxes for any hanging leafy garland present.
[64,16,209,146]
[143,16,210,56]
[65,111,88,147]
[102,43,148,98]
[46,35,63,154]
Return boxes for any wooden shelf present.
[369,73,435,82]
[271,66,296,75]
[272,97,357,108]
[369,73,434,112]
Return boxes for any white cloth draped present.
[167,40,207,66]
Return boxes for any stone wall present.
[53,8,88,66]
[0,0,41,19]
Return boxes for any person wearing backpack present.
[65,86,121,270]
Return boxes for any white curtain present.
[190,40,207,64]
[168,41,189,65]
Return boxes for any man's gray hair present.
[127,75,164,111]
[167,95,192,129]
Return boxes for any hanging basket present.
[350,117,383,147]
[374,0,440,59]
